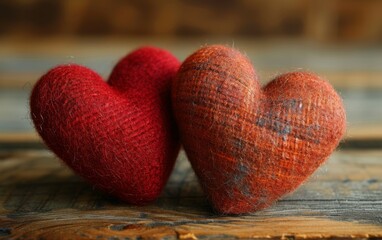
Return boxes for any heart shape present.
[172,45,346,214]
[30,47,180,204]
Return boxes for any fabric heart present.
[172,45,346,214]
[30,47,180,205]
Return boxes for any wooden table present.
[0,149,381,239]
[0,39,381,239]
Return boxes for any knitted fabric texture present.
[172,45,346,214]
[30,47,180,205]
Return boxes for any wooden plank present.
[3,71,382,89]
[0,149,381,239]
[0,132,39,143]
[1,38,382,89]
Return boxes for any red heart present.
[172,45,346,214]
[30,47,180,205]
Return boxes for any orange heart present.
[172,45,346,214]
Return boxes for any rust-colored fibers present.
[172,45,346,214]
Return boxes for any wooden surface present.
[0,149,381,239]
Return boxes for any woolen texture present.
[30,47,180,205]
[172,45,346,214]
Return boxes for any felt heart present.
[30,47,180,205]
[172,45,346,214]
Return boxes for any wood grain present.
[0,150,381,239]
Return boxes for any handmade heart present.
[30,47,180,205]
[172,45,346,214]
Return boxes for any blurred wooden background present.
[0,0,381,42]
[0,0,381,142]
[0,1,381,148]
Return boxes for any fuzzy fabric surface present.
[30,47,180,205]
[172,45,346,214]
